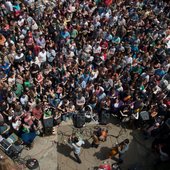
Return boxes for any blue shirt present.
[112,37,121,44]
[119,143,129,155]
[155,69,166,77]
[131,45,139,53]
[1,62,11,74]
[13,4,20,11]
[61,31,70,39]
[81,74,90,83]
[81,80,86,89]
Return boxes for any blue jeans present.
[61,114,66,121]
[67,112,74,119]
[48,98,60,107]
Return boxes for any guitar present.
[108,140,127,158]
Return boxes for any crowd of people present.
[0,0,170,165]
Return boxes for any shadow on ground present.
[83,139,92,149]
[93,147,111,161]
[57,142,78,162]
[120,130,156,170]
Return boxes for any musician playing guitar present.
[108,139,130,163]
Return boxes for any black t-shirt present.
[30,64,39,77]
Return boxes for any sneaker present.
[36,131,40,135]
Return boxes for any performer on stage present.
[109,139,130,164]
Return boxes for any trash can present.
[26,158,40,170]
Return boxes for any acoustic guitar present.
[108,141,126,158]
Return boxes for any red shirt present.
[24,113,34,126]
[37,73,43,84]
[32,107,43,120]
[99,164,111,170]
[100,41,108,50]
[103,53,107,61]
[104,0,113,6]
[4,24,10,31]
[34,45,40,56]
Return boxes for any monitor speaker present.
[0,139,23,159]
[43,117,53,128]
[7,144,23,158]
[140,111,149,121]
[100,111,110,125]
[73,114,85,128]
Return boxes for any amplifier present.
[140,111,149,121]
[0,139,23,159]
[0,139,12,151]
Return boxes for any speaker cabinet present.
[43,117,53,128]
[100,111,110,125]
[73,114,85,128]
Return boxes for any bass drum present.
[73,114,85,128]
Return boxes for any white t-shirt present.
[18,18,25,27]
[20,95,29,105]
[47,49,56,62]
[125,56,133,64]
[8,77,16,86]
[32,21,38,30]
[12,120,21,131]
[5,1,13,12]
[84,44,92,53]
[93,45,101,54]
[15,53,24,60]
[38,51,47,63]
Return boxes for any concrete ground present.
[21,132,58,170]
[21,117,166,170]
